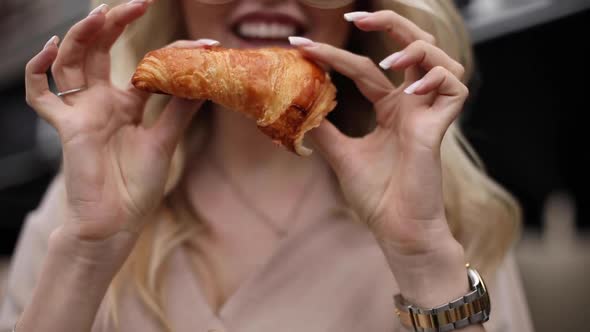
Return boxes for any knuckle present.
[25,54,43,76]
[25,94,35,108]
[383,9,398,22]
[377,9,396,19]
[359,56,374,68]
[50,62,62,77]
[432,65,448,76]
[354,56,375,74]
[384,9,402,24]
[24,60,34,76]
[423,33,437,45]
[412,39,429,49]
[111,15,128,30]
[460,84,469,97]
[408,40,429,56]
[378,10,400,29]
[455,63,466,79]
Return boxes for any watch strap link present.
[394,266,490,332]
[395,293,489,332]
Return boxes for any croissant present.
[132,47,337,156]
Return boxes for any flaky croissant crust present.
[132,47,337,155]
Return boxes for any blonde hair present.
[92,0,521,330]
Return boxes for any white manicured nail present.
[343,11,372,22]
[288,36,315,47]
[89,3,108,16]
[379,51,405,69]
[404,79,424,95]
[128,0,149,5]
[44,36,60,49]
[196,38,220,46]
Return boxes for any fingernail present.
[44,36,60,49]
[89,3,109,16]
[404,79,423,95]
[128,0,148,5]
[343,11,372,22]
[288,36,315,47]
[379,51,405,69]
[196,38,220,46]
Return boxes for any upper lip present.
[230,11,308,36]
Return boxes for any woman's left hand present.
[291,10,470,305]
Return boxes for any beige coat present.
[0,175,534,332]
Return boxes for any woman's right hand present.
[25,1,210,243]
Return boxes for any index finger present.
[345,10,436,47]
[289,37,394,103]
[85,0,153,83]
[25,37,65,126]
[289,37,393,104]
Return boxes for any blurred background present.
[1,0,589,331]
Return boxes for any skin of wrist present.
[15,228,136,332]
[376,230,470,308]
[48,223,138,273]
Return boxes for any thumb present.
[309,120,351,172]
[148,97,203,154]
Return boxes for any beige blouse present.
[0,175,534,332]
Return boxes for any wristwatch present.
[394,264,490,332]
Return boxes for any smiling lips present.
[238,22,297,39]
[232,13,306,44]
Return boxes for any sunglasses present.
[196,0,355,10]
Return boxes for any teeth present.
[270,23,279,38]
[237,22,297,39]
[258,24,268,37]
